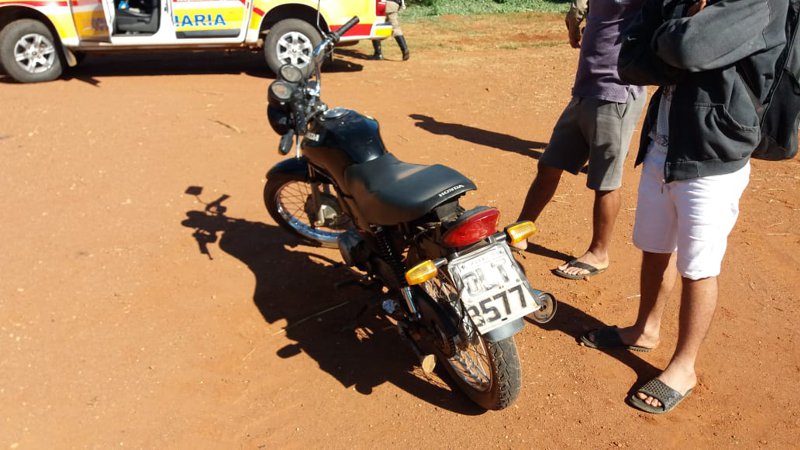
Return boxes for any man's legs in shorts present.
[518,94,644,278]
[586,147,750,410]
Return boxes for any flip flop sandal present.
[579,326,653,352]
[552,259,607,280]
[628,378,694,414]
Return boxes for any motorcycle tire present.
[436,333,522,411]
[264,172,346,248]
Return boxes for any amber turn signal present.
[405,260,438,285]
[505,221,538,245]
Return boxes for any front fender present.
[267,157,310,180]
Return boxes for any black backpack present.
[741,0,800,160]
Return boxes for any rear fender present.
[482,319,524,342]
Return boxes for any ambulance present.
[0,0,392,82]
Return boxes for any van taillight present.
[376,0,386,16]
[442,208,500,248]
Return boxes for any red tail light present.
[376,0,386,16]
[442,208,501,248]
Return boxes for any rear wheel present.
[264,172,350,248]
[264,19,322,77]
[0,19,63,83]
[422,274,522,410]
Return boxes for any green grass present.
[403,0,570,20]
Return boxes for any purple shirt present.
[573,0,646,103]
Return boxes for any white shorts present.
[633,146,750,280]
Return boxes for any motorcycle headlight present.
[269,80,295,104]
[279,64,304,83]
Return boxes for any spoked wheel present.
[264,173,350,248]
[422,274,522,410]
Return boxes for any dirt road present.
[2,13,799,449]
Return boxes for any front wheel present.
[0,19,63,83]
[264,172,350,248]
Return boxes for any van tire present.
[264,19,321,77]
[0,19,63,83]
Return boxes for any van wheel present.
[0,19,63,83]
[264,19,321,77]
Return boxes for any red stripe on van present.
[329,23,372,36]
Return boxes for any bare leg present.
[587,251,677,349]
[512,163,562,250]
[516,162,563,223]
[557,189,621,277]
[637,276,716,407]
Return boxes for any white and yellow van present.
[0,0,392,82]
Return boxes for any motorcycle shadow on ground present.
[181,190,485,415]
[409,114,547,160]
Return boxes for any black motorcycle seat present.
[343,153,476,225]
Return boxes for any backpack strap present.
[735,0,800,122]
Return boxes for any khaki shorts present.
[540,92,646,190]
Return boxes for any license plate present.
[446,243,538,334]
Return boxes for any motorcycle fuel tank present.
[302,108,388,189]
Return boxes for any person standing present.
[370,0,410,61]
[515,0,646,280]
[581,0,787,414]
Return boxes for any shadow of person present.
[409,114,547,159]
[335,48,372,61]
[180,192,483,414]
[523,242,575,263]
[526,297,661,390]
[322,57,364,73]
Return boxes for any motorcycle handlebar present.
[313,16,360,64]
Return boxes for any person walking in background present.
[370,0,410,61]
[514,0,646,280]
[581,0,786,414]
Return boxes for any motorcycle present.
[262,17,557,411]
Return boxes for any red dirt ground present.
[1,12,798,449]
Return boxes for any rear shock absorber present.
[374,227,420,318]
